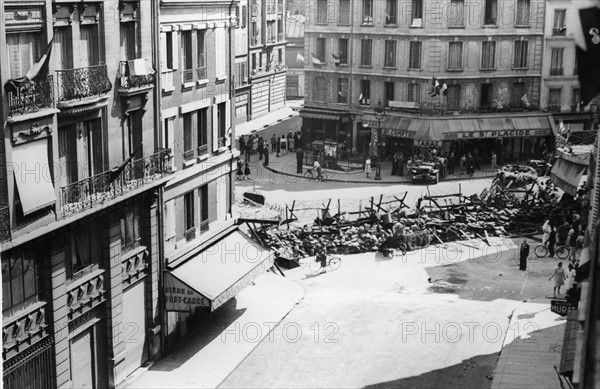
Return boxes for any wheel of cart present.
[309,255,341,273]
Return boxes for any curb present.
[262,164,498,185]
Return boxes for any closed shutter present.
[160,32,167,70]
[165,200,176,239]
[208,180,217,223]
[212,105,218,152]
[122,280,148,378]
[171,31,178,70]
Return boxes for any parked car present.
[410,162,439,184]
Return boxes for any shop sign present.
[551,300,578,316]
[363,120,382,128]
[381,129,415,139]
[443,129,552,140]
[164,273,210,312]
[69,306,102,332]
[414,140,442,147]
[11,117,53,145]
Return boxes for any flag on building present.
[311,52,323,65]
[296,52,304,63]
[568,1,600,105]
[521,94,530,107]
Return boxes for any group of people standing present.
[236,131,303,180]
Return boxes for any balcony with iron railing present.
[118,59,155,94]
[60,148,173,218]
[7,76,54,117]
[56,64,112,105]
[0,205,10,242]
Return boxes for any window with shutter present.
[384,40,396,68]
[481,41,496,70]
[409,41,422,69]
[448,41,463,70]
[513,40,528,69]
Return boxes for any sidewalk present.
[255,150,499,185]
[491,301,565,389]
[122,273,304,389]
[235,101,302,138]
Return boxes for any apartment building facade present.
[541,0,598,142]
[1,1,170,388]
[301,0,555,164]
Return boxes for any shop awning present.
[300,110,340,121]
[551,157,588,197]
[12,139,57,216]
[411,119,444,146]
[166,230,273,312]
[559,310,580,375]
[380,117,414,138]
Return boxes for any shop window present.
[361,39,372,67]
[362,0,373,25]
[481,41,496,70]
[385,0,397,25]
[409,41,422,69]
[516,0,530,26]
[553,10,566,36]
[448,0,465,27]
[550,48,564,76]
[338,0,350,25]
[384,40,396,68]
[121,203,141,251]
[514,40,528,69]
[448,42,463,70]
[2,248,39,317]
[484,0,497,25]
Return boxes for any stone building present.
[301,0,555,164]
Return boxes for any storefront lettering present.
[164,274,210,311]
[441,129,549,140]
[381,129,415,139]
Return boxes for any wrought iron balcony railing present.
[118,59,155,90]
[0,205,10,242]
[60,148,173,218]
[56,64,112,102]
[7,76,54,117]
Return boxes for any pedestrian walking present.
[288,131,294,152]
[448,151,455,175]
[558,222,570,245]
[391,153,399,176]
[236,158,244,180]
[460,154,466,175]
[258,137,264,161]
[548,223,557,257]
[317,247,328,274]
[263,147,269,167]
[271,134,277,152]
[245,141,253,161]
[519,239,530,271]
[239,135,246,156]
[280,135,287,155]
[491,151,497,171]
[365,156,372,178]
[568,225,577,261]
[549,262,566,297]
[398,152,405,176]
[276,136,281,157]
[466,154,475,177]
[565,263,576,291]
[244,160,251,180]
[576,231,584,261]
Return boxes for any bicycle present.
[304,168,328,182]
[534,243,570,259]
[308,255,341,273]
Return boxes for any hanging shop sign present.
[414,140,442,147]
[551,300,578,317]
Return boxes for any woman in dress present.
[549,262,566,297]
[565,263,576,291]
[365,156,372,178]
[244,160,251,180]
[236,159,244,180]
[542,220,551,246]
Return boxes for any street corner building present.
[299,0,598,165]
[0,0,272,388]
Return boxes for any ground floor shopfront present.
[301,108,556,165]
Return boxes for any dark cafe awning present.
[165,230,273,312]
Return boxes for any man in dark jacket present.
[519,239,530,271]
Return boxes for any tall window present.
[54,26,73,71]
[316,0,328,24]
[121,204,141,251]
[2,248,38,316]
[553,10,566,35]
[198,108,208,155]
[550,48,564,76]
[315,75,327,101]
[184,191,195,240]
[85,118,105,177]
[181,30,193,83]
[338,78,348,103]
[217,102,226,142]
[512,82,526,105]
[514,40,528,68]
[197,30,206,79]
[481,41,496,70]
[120,21,136,60]
[316,37,326,63]
[80,24,100,67]
[384,81,395,106]
[250,21,260,46]
[338,38,348,64]
[448,42,463,70]
[6,32,41,79]
[411,0,423,26]
[484,0,497,25]
[360,79,371,105]
[447,85,461,110]
[385,0,397,25]
[516,0,530,25]
[362,0,373,25]
[408,83,421,103]
[448,0,465,27]
[183,112,194,160]
[361,39,372,66]
[480,83,493,108]
[338,0,350,25]
[548,88,562,111]
[384,40,396,68]
[199,185,209,231]
[572,88,581,111]
[409,41,422,69]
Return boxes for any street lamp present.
[374,100,385,180]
